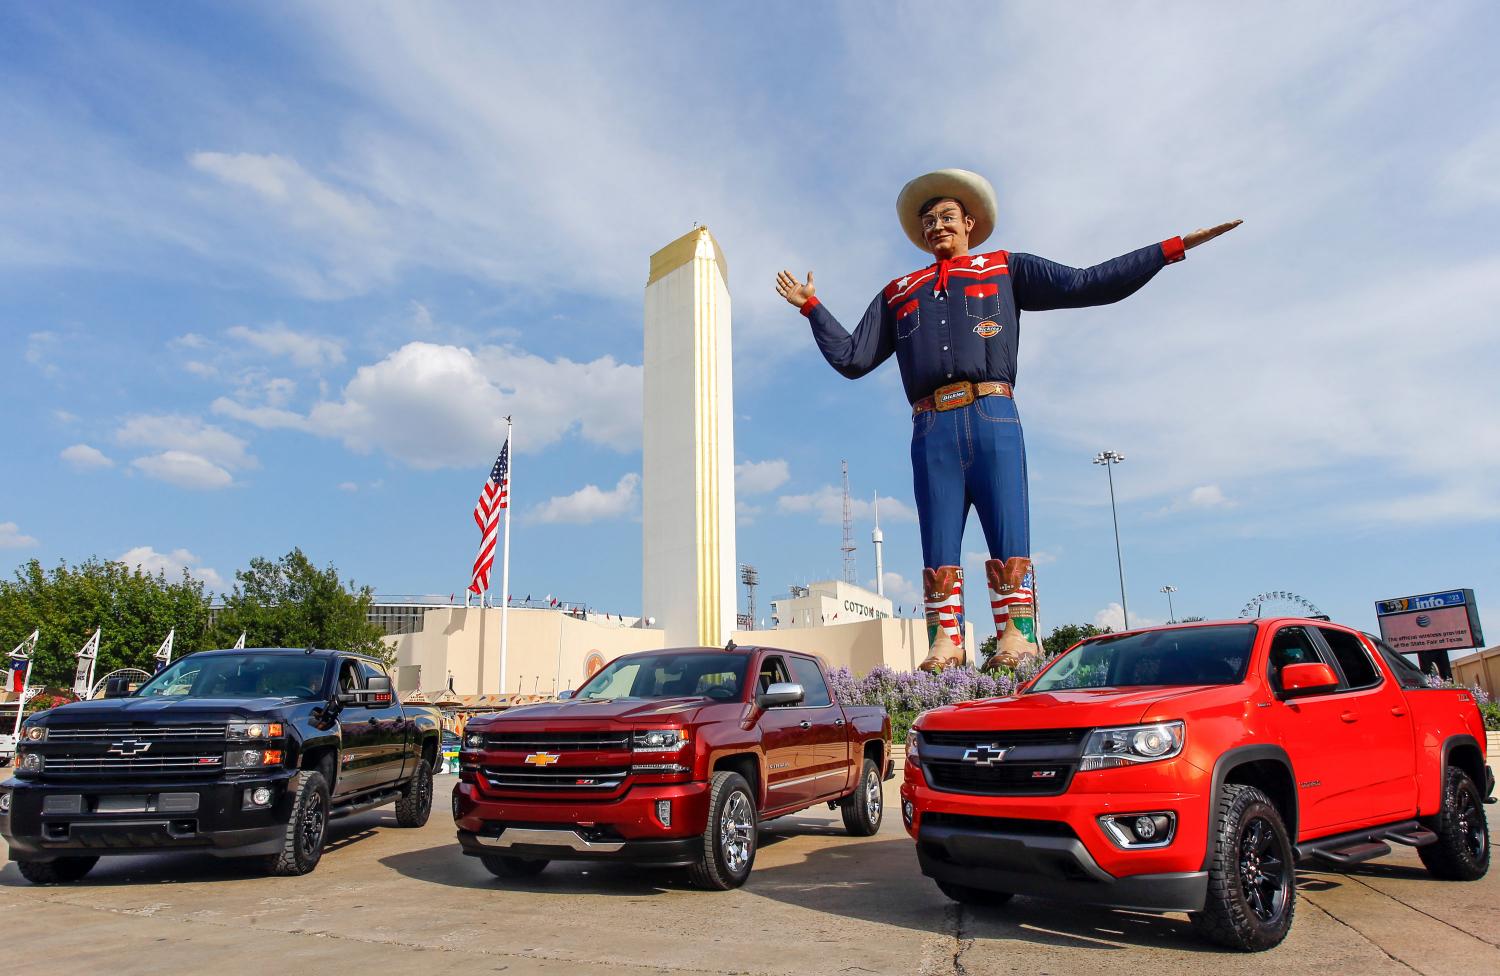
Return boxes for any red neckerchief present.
[933,254,964,295]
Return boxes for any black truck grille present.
[480,731,632,752]
[918,728,1087,797]
[42,724,229,778]
[481,765,629,792]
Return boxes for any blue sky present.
[4,1,1498,646]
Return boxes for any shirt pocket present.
[964,284,1003,339]
[895,298,922,340]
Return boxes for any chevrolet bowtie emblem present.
[962,744,1010,766]
[523,752,560,767]
[108,739,153,757]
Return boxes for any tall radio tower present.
[841,460,856,584]
[872,490,884,597]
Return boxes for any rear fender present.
[1437,734,1486,810]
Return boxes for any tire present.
[1191,783,1296,951]
[16,856,98,885]
[394,757,434,827]
[479,854,549,877]
[263,769,330,876]
[1419,766,1490,881]
[840,758,884,836]
[688,770,757,890]
[935,879,1014,906]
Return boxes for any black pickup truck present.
[0,647,441,883]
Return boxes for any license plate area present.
[96,795,149,814]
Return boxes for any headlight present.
[18,752,44,775]
[1079,721,1185,770]
[22,725,46,743]
[464,733,484,749]
[904,733,921,769]
[227,721,284,740]
[632,729,689,752]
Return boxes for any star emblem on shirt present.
[970,255,989,268]
[896,275,912,290]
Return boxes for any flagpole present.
[498,417,514,696]
[10,629,38,740]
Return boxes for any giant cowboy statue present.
[776,169,1239,671]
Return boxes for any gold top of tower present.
[647,226,728,287]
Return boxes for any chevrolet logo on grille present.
[107,739,153,757]
[523,752,560,767]
[961,744,1010,766]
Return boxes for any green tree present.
[1042,622,1111,658]
[211,548,389,663]
[0,558,212,688]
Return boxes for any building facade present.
[771,580,894,630]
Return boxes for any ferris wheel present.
[1239,591,1326,620]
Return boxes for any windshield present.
[1030,624,1255,692]
[134,653,329,700]
[575,652,750,702]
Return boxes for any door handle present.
[835,718,846,727]
[1339,711,1358,723]
[799,721,811,730]
[1391,706,1407,717]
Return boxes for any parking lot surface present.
[5,773,1498,976]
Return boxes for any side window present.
[1366,633,1426,690]
[1317,628,1381,690]
[757,656,792,699]
[1267,626,1323,692]
[788,657,832,707]
[337,659,363,697]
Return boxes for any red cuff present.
[800,295,822,317]
[1162,236,1186,264]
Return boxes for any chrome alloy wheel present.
[1238,815,1288,923]
[719,790,754,873]
[865,769,882,825]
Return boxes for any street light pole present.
[1093,451,1129,630]
[1160,584,1178,623]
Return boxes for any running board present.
[331,789,402,819]
[1296,819,1436,867]
[1311,841,1391,866]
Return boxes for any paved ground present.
[5,773,1498,976]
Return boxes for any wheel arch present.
[1442,734,1485,797]
[1203,744,1298,870]
[712,752,762,807]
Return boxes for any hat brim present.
[896,169,998,253]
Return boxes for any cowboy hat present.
[896,168,998,252]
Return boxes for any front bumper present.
[453,778,710,865]
[901,757,1211,911]
[0,772,296,861]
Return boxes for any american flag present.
[469,440,510,594]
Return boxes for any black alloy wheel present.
[1420,766,1491,881]
[1192,783,1296,951]
[1238,816,1289,924]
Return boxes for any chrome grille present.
[480,731,631,752]
[482,765,629,791]
[41,724,229,778]
[44,755,225,774]
[46,725,228,742]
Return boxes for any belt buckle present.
[933,382,974,412]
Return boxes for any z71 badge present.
[974,321,1001,338]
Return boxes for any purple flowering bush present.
[828,658,1052,742]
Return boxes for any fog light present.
[19,752,43,774]
[902,799,915,828]
[1099,812,1176,848]
[252,787,273,805]
[1134,816,1157,839]
[656,799,672,827]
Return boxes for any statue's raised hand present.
[1183,219,1242,250]
[775,269,816,308]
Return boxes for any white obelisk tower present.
[642,227,737,646]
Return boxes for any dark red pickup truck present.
[903,618,1492,950]
[453,645,892,888]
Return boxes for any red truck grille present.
[479,732,632,752]
[481,765,630,793]
[917,728,1087,797]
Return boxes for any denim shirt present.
[800,238,1185,404]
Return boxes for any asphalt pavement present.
[4,773,1498,976]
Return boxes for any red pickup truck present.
[454,645,892,889]
[902,618,1492,950]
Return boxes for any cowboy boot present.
[991,557,1042,665]
[920,566,965,671]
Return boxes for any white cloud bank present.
[533,473,640,525]
[736,459,790,495]
[0,523,39,549]
[226,323,344,370]
[778,487,917,525]
[60,444,114,470]
[116,414,255,490]
[117,546,225,591]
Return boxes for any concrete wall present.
[1453,646,1500,696]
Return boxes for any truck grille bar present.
[480,732,632,752]
[45,725,229,741]
[481,765,629,791]
[917,728,1088,797]
[43,755,225,774]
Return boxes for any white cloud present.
[183,360,219,379]
[735,499,762,525]
[736,459,790,495]
[1093,603,1159,633]
[117,546,225,591]
[1187,485,1232,509]
[211,397,308,431]
[170,333,209,350]
[25,332,58,377]
[116,414,254,470]
[131,452,235,490]
[338,481,359,493]
[533,473,640,524]
[191,152,380,238]
[778,486,917,525]
[0,522,39,549]
[60,444,114,470]
[226,323,344,369]
[873,571,921,608]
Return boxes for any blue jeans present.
[910,395,1029,568]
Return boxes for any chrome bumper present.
[470,827,626,853]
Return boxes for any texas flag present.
[9,657,27,693]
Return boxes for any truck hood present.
[34,696,299,724]
[473,696,710,727]
[919,685,1231,730]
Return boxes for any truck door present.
[1266,626,1367,833]
[1312,627,1418,822]
[786,655,854,801]
[755,654,812,811]
[334,658,378,796]
[359,660,410,788]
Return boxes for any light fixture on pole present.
[1092,450,1129,630]
[1160,584,1178,623]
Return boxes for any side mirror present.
[557,689,576,700]
[756,681,804,710]
[339,674,394,706]
[1279,662,1339,698]
[103,675,133,698]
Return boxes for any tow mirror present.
[340,674,393,706]
[1279,662,1339,698]
[756,681,804,709]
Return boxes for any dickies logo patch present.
[974,321,1001,338]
